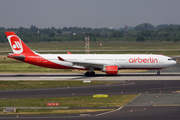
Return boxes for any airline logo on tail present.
[7,35,23,54]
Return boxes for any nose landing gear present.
[157,69,161,75]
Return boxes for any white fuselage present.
[39,54,176,70]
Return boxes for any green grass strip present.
[0,109,115,115]
[0,95,137,107]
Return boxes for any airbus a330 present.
[5,32,176,76]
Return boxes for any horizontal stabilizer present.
[8,54,25,61]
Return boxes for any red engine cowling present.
[105,66,118,75]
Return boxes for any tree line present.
[0,23,180,43]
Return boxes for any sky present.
[0,0,180,29]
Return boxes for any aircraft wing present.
[57,56,116,69]
[70,61,104,68]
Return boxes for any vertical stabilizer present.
[5,32,35,54]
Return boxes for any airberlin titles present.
[129,57,158,63]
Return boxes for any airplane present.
[5,31,176,76]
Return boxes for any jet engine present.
[102,66,118,75]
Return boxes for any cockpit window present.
[168,58,172,61]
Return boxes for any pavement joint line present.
[94,107,123,117]
[127,93,142,105]
[94,93,141,117]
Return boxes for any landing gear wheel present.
[85,71,95,76]
[91,71,95,76]
[157,71,160,75]
[85,72,89,76]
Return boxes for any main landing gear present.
[157,70,161,75]
[85,67,95,76]
[85,71,95,76]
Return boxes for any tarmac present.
[1,72,180,81]
[0,63,179,81]
[127,93,180,107]
[0,64,180,119]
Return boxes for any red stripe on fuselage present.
[8,54,87,70]
[24,55,72,69]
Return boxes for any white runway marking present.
[95,107,123,116]
[0,73,180,81]
[40,77,77,79]
[40,77,103,79]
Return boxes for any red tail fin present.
[5,32,35,55]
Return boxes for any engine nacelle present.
[102,66,118,75]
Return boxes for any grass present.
[0,109,114,115]
[0,81,118,90]
[27,41,176,50]
[0,94,136,114]
[0,55,21,63]
[0,63,72,72]
[68,51,180,56]
[0,95,137,107]
[1,41,180,51]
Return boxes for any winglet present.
[67,52,72,54]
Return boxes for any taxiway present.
[0,64,180,119]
